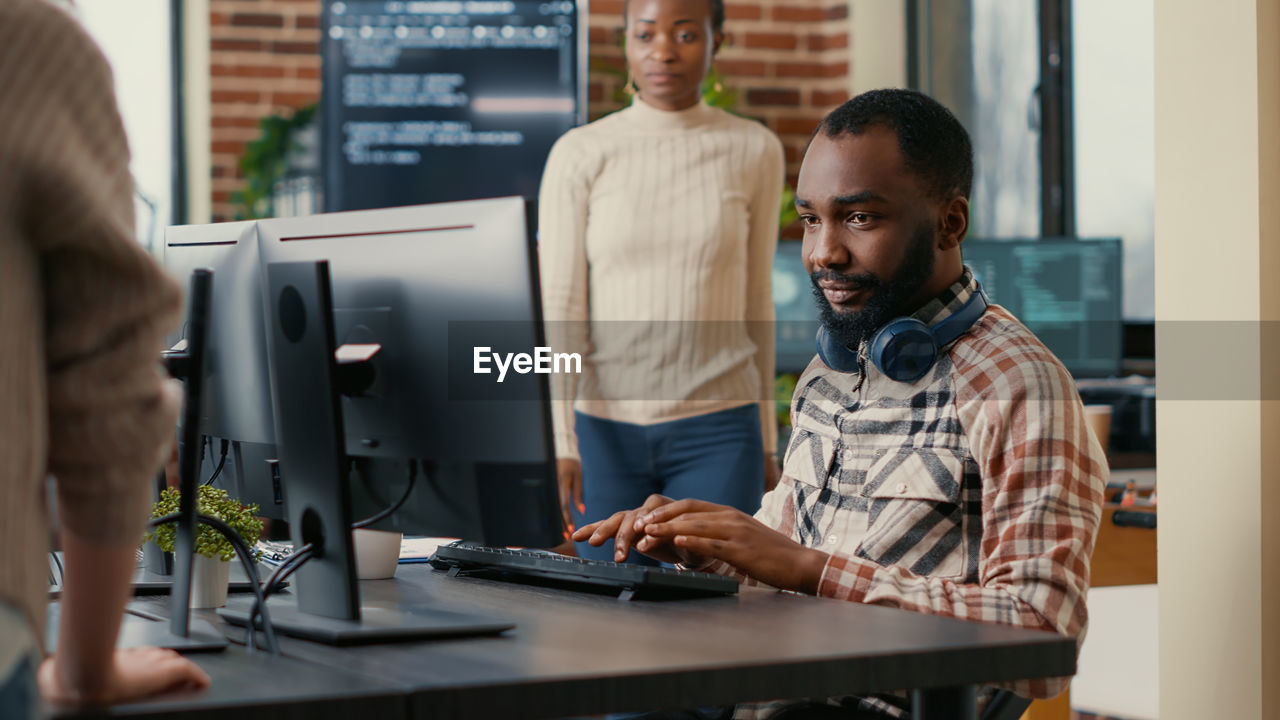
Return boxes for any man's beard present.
[810,223,937,352]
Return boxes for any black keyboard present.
[429,540,738,600]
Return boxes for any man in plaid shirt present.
[573,89,1108,719]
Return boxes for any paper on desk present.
[399,536,458,563]
[255,537,455,565]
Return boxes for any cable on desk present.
[202,439,230,487]
[351,458,417,530]
[148,511,279,655]
[124,605,165,623]
[239,460,420,648]
[244,543,313,652]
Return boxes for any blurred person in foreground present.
[0,0,209,716]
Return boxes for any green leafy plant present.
[232,103,317,220]
[775,373,798,427]
[146,486,264,562]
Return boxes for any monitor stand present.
[50,270,228,653]
[219,595,513,644]
[218,260,512,645]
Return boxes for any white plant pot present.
[190,554,231,608]
[353,529,402,580]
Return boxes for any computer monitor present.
[163,222,287,521]
[772,237,1124,378]
[218,196,563,643]
[962,238,1124,378]
[320,0,586,211]
[772,240,820,375]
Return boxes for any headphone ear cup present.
[869,318,938,383]
[816,325,861,372]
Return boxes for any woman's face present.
[624,0,721,112]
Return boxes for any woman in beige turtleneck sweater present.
[0,1,208,715]
[538,0,784,562]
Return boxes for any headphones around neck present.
[816,285,990,382]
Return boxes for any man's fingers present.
[571,518,606,542]
[571,510,634,545]
[613,510,647,561]
[643,510,737,540]
[633,498,721,530]
[671,534,725,557]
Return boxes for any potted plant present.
[146,486,264,608]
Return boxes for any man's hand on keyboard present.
[574,496,829,594]
[636,499,828,594]
[572,495,696,567]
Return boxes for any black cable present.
[202,439,229,486]
[148,511,279,655]
[240,460,419,647]
[244,543,313,652]
[351,459,417,530]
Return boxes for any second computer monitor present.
[256,197,562,547]
[963,237,1124,378]
[163,221,286,520]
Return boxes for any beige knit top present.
[538,96,784,460]
[0,0,183,649]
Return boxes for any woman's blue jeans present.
[571,403,766,564]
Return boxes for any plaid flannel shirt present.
[723,268,1107,718]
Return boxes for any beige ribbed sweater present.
[0,0,182,649]
[538,96,783,460]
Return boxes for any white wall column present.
[1154,1,1280,717]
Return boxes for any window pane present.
[1073,0,1154,320]
[73,0,174,252]
[969,0,1040,239]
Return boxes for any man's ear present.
[937,196,969,250]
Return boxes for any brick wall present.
[209,1,322,221]
[588,0,848,188]
[207,0,849,223]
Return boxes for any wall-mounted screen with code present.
[322,0,585,211]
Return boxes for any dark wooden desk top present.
[102,563,1075,719]
[48,644,406,720]
[219,564,1075,718]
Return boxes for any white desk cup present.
[353,528,402,580]
[1083,404,1112,453]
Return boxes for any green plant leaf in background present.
[775,373,798,428]
[146,486,264,562]
[699,66,739,111]
[232,103,317,221]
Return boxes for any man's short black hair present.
[817,89,973,201]
[624,0,726,33]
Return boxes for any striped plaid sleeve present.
[815,313,1106,699]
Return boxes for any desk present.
[1093,468,1157,587]
[47,645,406,719]
[89,563,1076,720]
